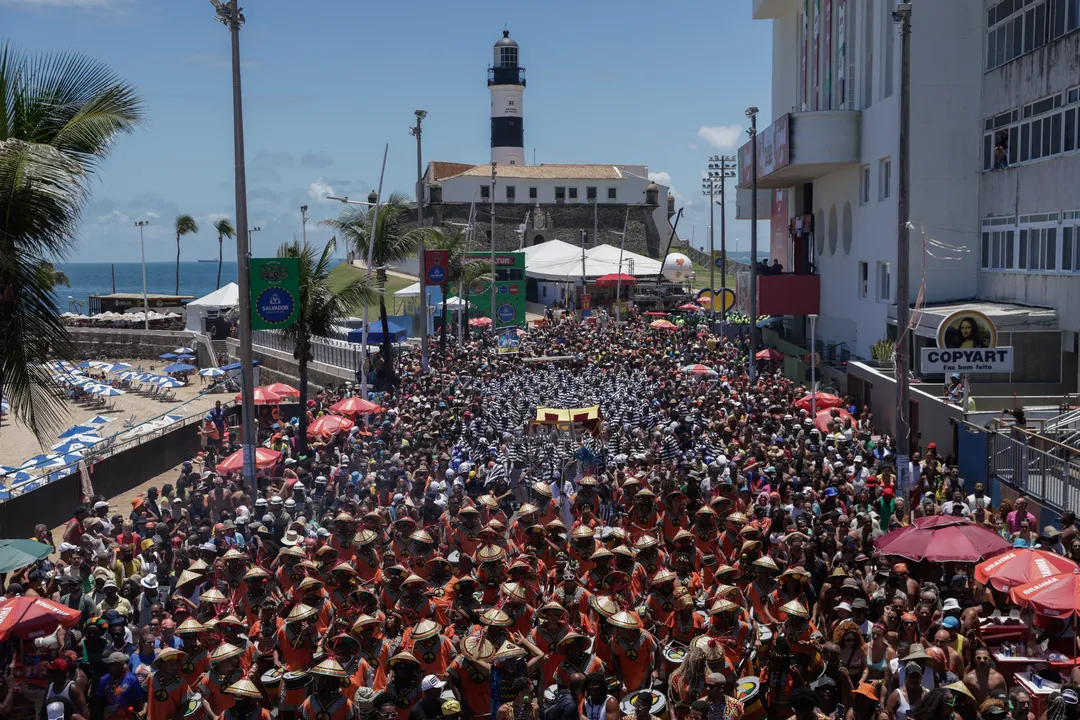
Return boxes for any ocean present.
[54,261,240,311]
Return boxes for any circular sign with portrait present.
[936,309,998,349]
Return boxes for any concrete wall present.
[0,422,201,537]
[437,171,658,206]
[69,327,198,362]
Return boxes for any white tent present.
[394,282,421,298]
[185,282,240,331]
[523,240,662,282]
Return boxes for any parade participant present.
[146,649,188,720]
[609,611,662,692]
[384,652,425,720]
[221,678,272,720]
[447,636,495,720]
[298,657,355,720]
[196,642,244,716]
[583,671,620,720]
[552,632,605,689]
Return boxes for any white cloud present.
[688,143,699,151]
[308,178,335,202]
[648,171,671,187]
[145,211,159,219]
[698,125,743,151]
[649,171,691,210]
[97,209,129,225]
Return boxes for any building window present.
[876,261,892,302]
[859,165,871,205]
[879,158,891,201]
[982,92,1080,171]
[555,187,565,202]
[608,187,617,200]
[986,0,1080,71]
[506,185,515,201]
[882,0,896,100]
[500,46,517,66]
[542,285,547,298]
[586,187,597,200]
[858,261,869,299]
[481,185,490,200]
[981,229,1017,269]
[529,187,537,199]
[569,187,578,200]
[1023,226,1058,270]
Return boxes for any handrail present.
[1007,424,1079,455]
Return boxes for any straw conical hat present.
[480,608,514,627]
[200,588,228,604]
[243,566,270,581]
[354,529,378,545]
[780,600,810,618]
[153,648,186,665]
[531,481,553,497]
[609,611,642,630]
[331,562,357,575]
[633,535,659,551]
[176,618,205,635]
[409,529,435,544]
[477,545,506,563]
[188,559,210,572]
[591,595,619,618]
[491,640,527,662]
[651,568,677,585]
[311,656,347,678]
[518,503,539,515]
[297,577,324,593]
[176,570,202,587]
[709,599,739,615]
[412,619,441,641]
[210,642,243,663]
[463,635,496,661]
[287,603,317,622]
[221,548,246,562]
[752,556,779,572]
[500,582,527,602]
[388,651,421,668]
[352,614,378,632]
[225,678,262,698]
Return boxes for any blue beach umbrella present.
[163,363,196,374]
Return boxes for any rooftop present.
[442,163,628,180]
[427,161,476,182]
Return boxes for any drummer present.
[610,612,662,692]
[665,594,705,646]
[552,633,605,689]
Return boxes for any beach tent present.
[347,321,408,345]
[522,240,663,282]
[185,282,240,331]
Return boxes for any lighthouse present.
[489,30,525,166]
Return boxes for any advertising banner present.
[838,0,847,106]
[467,251,526,328]
[920,309,1013,373]
[497,328,521,354]
[771,188,790,268]
[824,0,832,109]
[424,249,449,287]
[249,257,300,330]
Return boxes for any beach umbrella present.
[813,407,855,433]
[198,368,226,378]
[307,414,355,438]
[155,378,183,389]
[649,319,677,330]
[163,363,196,374]
[159,352,178,360]
[91,386,125,397]
[19,455,55,470]
[173,347,194,355]
[57,424,99,439]
[103,362,132,373]
[755,348,784,361]
[794,392,844,412]
[976,549,1079,592]
[86,415,116,427]
[216,447,281,474]
[875,515,1012,562]
[644,311,668,317]
[0,467,31,482]
[469,317,493,328]
[1009,570,1080,616]
[50,440,94,455]
[330,397,383,416]
[0,596,82,641]
[237,387,282,405]
[679,364,718,377]
[678,303,703,312]
[0,539,55,574]
[264,382,300,398]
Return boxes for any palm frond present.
[214,218,235,239]
[175,214,198,235]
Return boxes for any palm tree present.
[276,237,379,452]
[459,260,493,342]
[39,262,70,288]
[174,214,198,294]
[319,192,425,388]
[0,43,144,439]
[426,227,490,353]
[213,218,235,288]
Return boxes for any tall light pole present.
[702,155,736,327]
[410,110,429,372]
[134,220,150,331]
[894,2,913,474]
[212,0,257,494]
[809,313,819,418]
[300,205,308,245]
[490,162,497,330]
[248,226,260,247]
[746,106,760,380]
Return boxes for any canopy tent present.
[394,283,421,298]
[347,321,408,345]
[185,282,240,331]
[522,240,662,282]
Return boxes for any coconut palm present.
[174,214,198,294]
[213,218,235,288]
[0,43,144,439]
[319,192,425,388]
[275,237,379,452]
[426,227,491,352]
[39,262,70,288]
[460,260,493,342]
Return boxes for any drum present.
[735,677,766,720]
[183,692,206,719]
[620,690,668,720]
[260,668,283,705]
[544,685,558,704]
[662,644,688,673]
[282,670,311,711]
[283,670,311,690]
[755,624,774,660]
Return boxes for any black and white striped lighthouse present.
[489,30,525,166]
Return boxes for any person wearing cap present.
[97,578,133,620]
[96,651,144,720]
[407,674,450,720]
[39,658,90,720]
[886,649,927,720]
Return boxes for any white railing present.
[251,329,364,371]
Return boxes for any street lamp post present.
[490,162,497,331]
[746,106,760,380]
[300,206,308,245]
[248,226,260,246]
[809,313,818,418]
[211,0,257,494]
[134,221,150,331]
[702,155,736,328]
[410,110,429,373]
[894,2,913,473]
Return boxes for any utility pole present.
[212,0,256,495]
[894,2,913,473]
[579,229,587,304]
[135,220,149,331]
[490,162,497,330]
[248,226,260,246]
[747,106,760,380]
[702,155,736,326]
[411,110,429,372]
[300,205,308,245]
[615,207,629,322]
[593,194,598,249]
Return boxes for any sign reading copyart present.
[250,257,300,330]
[920,347,1014,374]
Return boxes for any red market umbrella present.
[795,392,845,412]
[595,273,637,287]
[469,317,492,327]
[1009,570,1080,616]
[755,349,784,361]
[235,387,282,406]
[216,447,282,475]
[678,303,703,312]
[264,382,300,398]
[813,407,855,432]
[697,296,713,306]
[644,311,668,317]
[976,549,1078,592]
[649,320,678,330]
[875,515,1013,562]
[308,414,355,438]
[330,397,383,416]
[679,364,718,377]
[0,596,82,641]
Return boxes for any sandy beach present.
[0,357,225,468]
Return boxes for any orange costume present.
[146,674,186,720]
[612,631,659,692]
[299,695,354,720]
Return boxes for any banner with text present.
[250,257,300,330]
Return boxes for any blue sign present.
[497,303,516,324]
[427,265,446,284]
[498,284,509,295]
[714,256,724,269]
[255,288,296,325]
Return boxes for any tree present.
[213,218,235,288]
[174,214,198,294]
[39,262,70,288]
[459,260,493,342]
[0,43,144,439]
[275,237,379,452]
[426,227,490,353]
[319,192,425,388]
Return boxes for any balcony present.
[737,111,861,190]
[488,66,526,87]
[757,273,820,316]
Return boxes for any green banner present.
[250,257,300,330]
[467,251,526,329]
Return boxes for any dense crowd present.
[1,314,1076,720]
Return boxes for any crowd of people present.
[1,313,1076,720]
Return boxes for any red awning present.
[594,273,637,287]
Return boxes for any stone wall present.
[69,327,196,361]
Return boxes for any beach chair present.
[122,415,137,428]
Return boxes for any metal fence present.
[251,329,363,371]
[989,428,1080,513]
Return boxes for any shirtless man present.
[932,629,965,679]
[963,647,1007,705]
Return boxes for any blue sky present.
[7,0,772,263]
